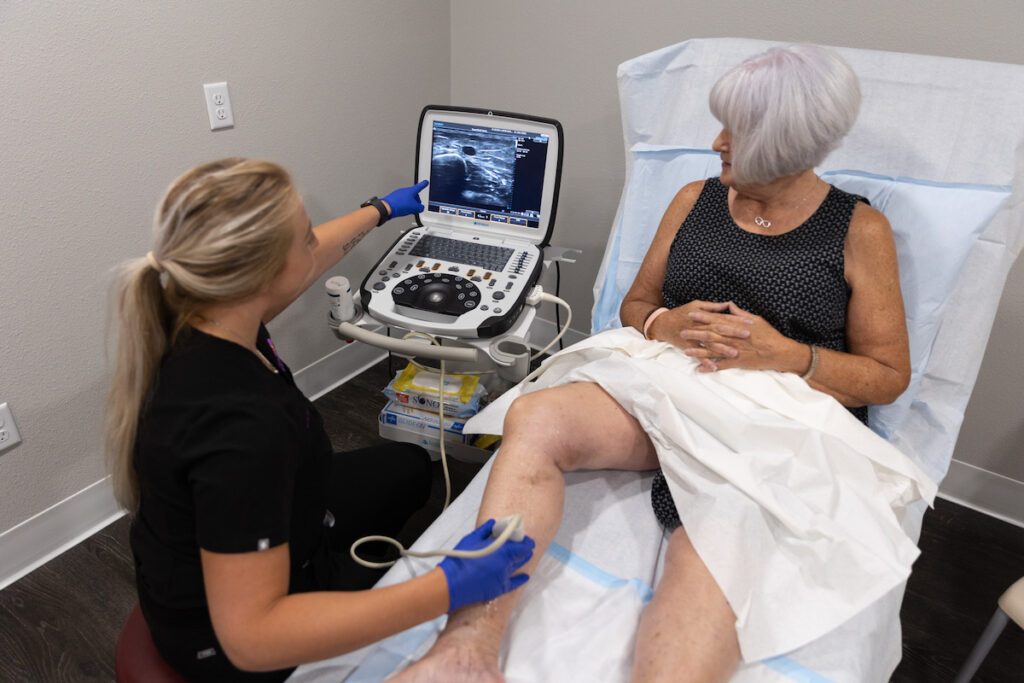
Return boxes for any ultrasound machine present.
[326,105,575,392]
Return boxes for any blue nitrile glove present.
[439,519,535,613]
[382,180,429,219]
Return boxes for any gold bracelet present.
[801,345,819,381]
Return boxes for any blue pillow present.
[821,170,1009,439]
[592,148,1010,441]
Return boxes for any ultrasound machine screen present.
[427,121,548,229]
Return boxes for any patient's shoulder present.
[675,179,706,204]
[660,180,706,229]
[847,200,893,245]
[845,201,898,276]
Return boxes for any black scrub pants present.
[151,442,431,683]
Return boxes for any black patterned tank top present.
[662,176,868,422]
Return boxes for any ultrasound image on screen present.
[430,126,516,210]
[428,121,547,226]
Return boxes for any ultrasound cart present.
[327,106,575,459]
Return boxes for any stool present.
[115,602,187,683]
[953,576,1024,682]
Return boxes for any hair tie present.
[145,251,164,273]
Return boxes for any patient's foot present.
[387,630,504,683]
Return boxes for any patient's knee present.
[502,390,579,469]
[503,391,555,437]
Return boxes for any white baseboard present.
[0,477,124,591]
[938,458,1024,529]
[293,336,387,402]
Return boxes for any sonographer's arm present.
[262,181,428,322]
[200,518,533,673]
[202,544,447,672]
[309,180,429,284]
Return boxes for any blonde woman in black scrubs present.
[105,159,533,681]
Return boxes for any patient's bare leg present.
[631,527,740,683]
[390,382,659,682]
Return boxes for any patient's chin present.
[386,641,504,683]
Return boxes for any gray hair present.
[709,44,861,185]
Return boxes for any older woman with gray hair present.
[395,44,910,683]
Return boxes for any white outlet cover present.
[0,402,21,452]
[203,82,234,130]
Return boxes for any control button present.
[388,261,398,269]
[378,270,387,276]
[468,290,479,298]
[467,269,476,277]
[448,266,459,272]
[419,267,430,272]
[431,263,441,270]
[441,277,451,283]
[493,291,506,300]
[464,301,476,309]
[410,284,419,291]
[509,275,517,280]
[480,305,489,311]
[488,280,497,287]
[416,274,428,280]
[457,293,466,300]
[393,287,405,295]
[416,260,425,267]
[505,282,514,290]
[471,276,482,282]
[372,282,386,291]
[493,307,502,314]
[483,272,492,280]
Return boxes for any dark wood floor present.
[0,358,1021,682]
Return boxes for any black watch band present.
[360,196,389,227]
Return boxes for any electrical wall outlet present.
[203,82,234,130]
[0,402,22,452]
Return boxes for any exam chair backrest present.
[592,38,1024,486]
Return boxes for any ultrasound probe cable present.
[349,289,574,569]
[350,331,521,569]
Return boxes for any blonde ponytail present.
[105,261,170,510]
[105,158,298,511]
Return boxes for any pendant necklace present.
[753,177,822,230]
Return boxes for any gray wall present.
[2,0,1023,540]
[0,1,450,532]
[451,0,1024,485]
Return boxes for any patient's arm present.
[620,182,700,330]
[619,181,761,347]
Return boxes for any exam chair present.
[291,39,1024,682]
[115,602,187,683]
[954,576,1024,682]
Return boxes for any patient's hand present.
[649,300,749,353]
[680,301,803,373]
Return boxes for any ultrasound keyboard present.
[408,235,514,272]
[359,227,542,338]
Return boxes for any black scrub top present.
[130,324,334,633]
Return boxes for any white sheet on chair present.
[464,328,936,661]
